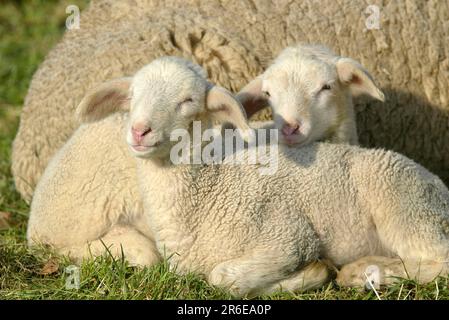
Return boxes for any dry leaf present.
[39,258,60,275]
[0,211,11,230]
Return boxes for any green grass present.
[0,0,448,300]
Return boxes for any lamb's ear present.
[206,84,252,140]
[76,77,132,123]
[336,58,385,102]
[235,77,269,118]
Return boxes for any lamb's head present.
[237,44,385,146]
[76,56,250,160]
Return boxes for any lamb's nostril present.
[132,126,152,136]
[141,127,152,136]
[132,125,152,142]
[292,124,299,134]
[282,123,300,136]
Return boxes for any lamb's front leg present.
[209,255,330,297]
[60,225,161,267]
[208,236,322,297]
[208,253,288,297]
[208,212,323,297]
[262,260,332,295]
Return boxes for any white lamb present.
[25,58,270,265]
[26,86,160,266]
[26,66,226,266]
[78,56,449,297]
[237,44,385,146]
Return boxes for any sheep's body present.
[27,113,160,266]
[137,142,449,296]
[12,0,449,201]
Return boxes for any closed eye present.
[176,97,193,111]
[316,83,332,96]
[181,97,193,104]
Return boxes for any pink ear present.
[76,77,132,123]
[206,85,251,139]
[236,77,269,118]
[336,58,385,102]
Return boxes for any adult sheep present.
[12,0,449,201]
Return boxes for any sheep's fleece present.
[12,0,449,201]
[137,141,449,296]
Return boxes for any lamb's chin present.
[280,135,308,146]
[128,145,156,158]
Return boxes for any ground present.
[0,0,448,300]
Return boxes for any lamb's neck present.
[138,158,194,208]
[326,96,358,144]
[137,158,202,263]
[137,116,213,199]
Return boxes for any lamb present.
[83,56,449,297]
[26,91,160,266]
[26,65,224,266]
[236,44,385,146]
[12,0,449,202]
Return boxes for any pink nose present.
[132,124,152,143]
[282,122,300,136]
